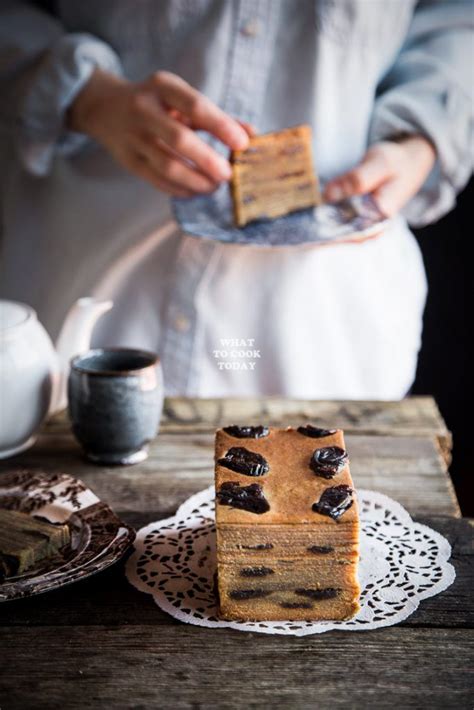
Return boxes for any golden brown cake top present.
[214,426,358,526]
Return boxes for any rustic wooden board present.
[0,397,470,709]
[0,517,472,707]
[0,516,471,630]
[1,626,472,709]
[161,396,453,460]
[41,396,453,460]
[2,430,459,518]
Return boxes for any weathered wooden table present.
[1,397,473,709]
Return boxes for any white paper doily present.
[126,486,455,635]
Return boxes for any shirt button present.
[240,19,260,37]
[174,314,191,332]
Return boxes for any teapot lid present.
[0,300,35,332]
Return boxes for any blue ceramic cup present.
[68,348,164,465]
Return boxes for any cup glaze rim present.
[70,347,161,377]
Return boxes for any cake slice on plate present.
[0,508,70,579]
[230,125,321,227]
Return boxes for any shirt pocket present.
[66,1,212,68]
[150,0,212,58]
[314,0,415,51]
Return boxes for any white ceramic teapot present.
[0,297,112,459]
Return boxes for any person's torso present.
[2,0,426,399]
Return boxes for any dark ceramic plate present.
[172,183,387,247]
[0,470,135,601]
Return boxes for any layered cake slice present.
[214,425,360,621]
[0,509,70,579]
[230,125,321,227]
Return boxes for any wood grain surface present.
[0,397,471,710]
[1,398,459,518]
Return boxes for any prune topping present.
[240,542,273,551]
[239,566,274,578]
[309,446,348,478]
[295,588,340,600]
[223,425,269,439]
[307,545,334,554]
[217,482,270,514]
[218,447,269,477]
[297,425,337,438]
[312,485,354,520]
[280,602,313,609]
[229,589,271,600]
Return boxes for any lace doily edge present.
[125,487,456,634]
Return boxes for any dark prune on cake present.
[309,446,348,478]
[217,482,270,514]
[229,589,271,600]
[280,601,313,609]
[307,545,334,554]
[312,485,354,520]
[239,566,274,577]
[240,542,273,551]
[297,424,337,438]
[218,446,269,476]
[223,425,269,439]
[295,588,340,600]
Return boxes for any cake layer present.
[236,184,318,225]
[219,588,360,622]
[0,509,70,578]
[217,558,359,592]
[231,125,321,227]
[215,427,358,525]
[216,523,359,560]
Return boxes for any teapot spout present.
[52,297,113,412]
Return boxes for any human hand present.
[323,136,436,217]
[68,69,252,197]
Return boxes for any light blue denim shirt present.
[0,1,472,398]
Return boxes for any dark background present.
[412,177,472,516]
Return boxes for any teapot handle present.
[51,297,113,413]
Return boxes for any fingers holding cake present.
[68,68,251,196]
